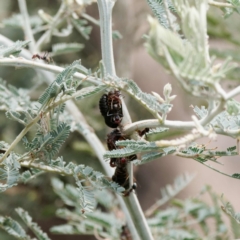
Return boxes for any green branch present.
[208,0,235,8]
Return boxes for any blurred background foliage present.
[1,0,240,239]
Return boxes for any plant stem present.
[97,0,153,239]
[208,0,234,8]
[0,34,139,240]
[97,0,116,76]
[0,116,39,163]
[0,57,99,85]
[18,0,36,53]
[35,2,67,51]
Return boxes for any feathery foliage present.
[20,169,44,183]
[70,19,92,40]
[38,60,81,108]
[147,0,178,31]
[0,154,20,192]
[51,209,122,239]
[0,216,32,240]
[22,122,70,161]
[51,43,84,56]
[146,127,169,136]
[15,208,51,240]
[75,84,107,100]
[2,13,42,29]
[0,79,34,111]
[50,159,124,215]
[2,0,240,239]
[156,173,195,208]
[221,197,240,224]
[0,40,30,57]
[147,185,231,239]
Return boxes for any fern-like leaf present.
[3,13,42,28]
[0,216,32,240]
[21,169,44,183]
[147,0,178,31]
[122,79,172,114]
[46,123,70,159]
[71,18,92,40]
[38,60,81,106]
[0,40,30,57]
[0,154,20,192]
[75,85,107,100]
[51,208,122,238]
[221,198,240,224]
[15,208,51,240]
[146,127,169,136]
[51,43,84,56]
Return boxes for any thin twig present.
[226,85,240,100]
[0,57,100,85]
[163,0,174,32]
[81,13,100,26]
[208,0,234,8]
[97,0,153,239]
[18,0,36,52]
[35,2,67,51]
[0,34,138,240]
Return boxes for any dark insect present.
[32,52,52,63]
[124,183,137,197]
[107,129,137,167]
[104,113,123,128]
[137,128,150,137]
[120,225,132,240]
[112,160,129,189]
[99,90,123,128]
[0,149,6,154]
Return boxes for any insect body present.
[32,52,52,63]
[138,128,150,137]
[99,90,123,128]
[124,183,137,197]
[112,161,137,196]
[112,160,129,189]
[107,129,137,167]
[120,225,132,240]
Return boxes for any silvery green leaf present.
[75,85,107,100]
[0,40,30,57]
[15,208,51,240]
[0,154,20,192]
[51,43,84,56]
[0,216,32,240]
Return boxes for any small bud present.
[168,95,177,102]
[152,91,165,103]
[38,9,52,23]
[163,83,172,99]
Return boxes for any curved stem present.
[0,57,100,85]
[97,0,116,76]
[0,116,39,163]
[18,0,36,53]
[35,2,67,51]
[0,34,140,240]
[208,0,234,8]
[97,0,153,239]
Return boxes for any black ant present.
[137,128,150,137]
[124,183,137,197]
[112,158,137,195]
[32,52,52,64]
[120,225,132,240]
[112,160,129,189]
[99,90,123,128]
